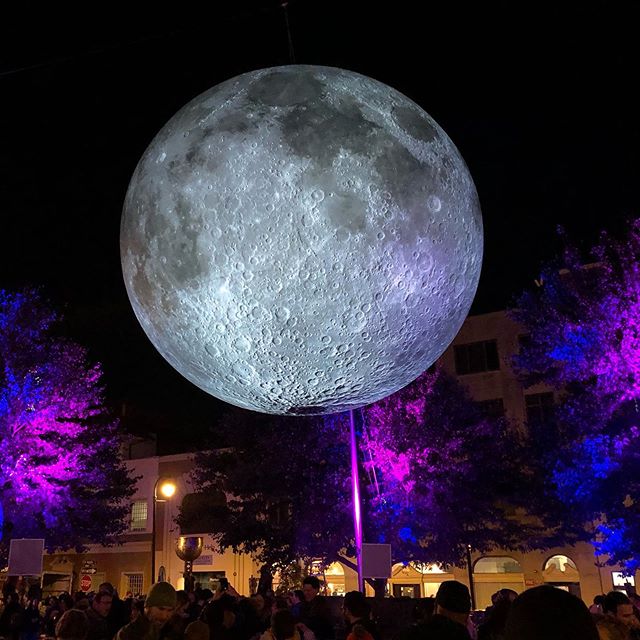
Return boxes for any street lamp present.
[152,478,177,585]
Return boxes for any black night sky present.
[2,3,639,451]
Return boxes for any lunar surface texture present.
[121,65,483,415]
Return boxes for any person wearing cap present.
[116,582,180,640]
[417,580,471,639]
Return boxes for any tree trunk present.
[372,578,387,598]
[338,556,387,596]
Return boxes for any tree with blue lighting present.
[361,367,563,566]
[0,289,136,559]
[510,219,640,572]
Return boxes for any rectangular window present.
[525,392,555,426]
[479,398,505,418]
[130,500,148,531]
[612,572,635,588]
[123,572,144,597]
[454,340,500,375]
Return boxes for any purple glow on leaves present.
[0,289,135,555]
[511,218,640,571]
[514,221,640,411]
[355,366,534,565]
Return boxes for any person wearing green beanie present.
[146,583,179,611]
[116,583,180,640]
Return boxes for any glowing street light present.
[152,478,176,585]
[157,481,176,500]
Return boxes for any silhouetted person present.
[200,593,239,640]
[477,593,514,640]
[56,610,89,640]
[343,591,379,640]
[595,591,638,640]
[299,577,334,640]
[0,592,23,640]
[417,581,471,639]
[590,595,606,615]
[262,610,306,640]
[288,591,304,620]
[22,597,42,640]
[86,591,113,640]
[99,582,129,638]
[503,585,598,640]
[395,598,435,640]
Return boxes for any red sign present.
[80,574,92,592]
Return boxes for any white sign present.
[8,539,45,576]
[361,543,392,578]
[81,560,97,574]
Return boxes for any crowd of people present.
[399,583,640,639]
[1,575,639,640]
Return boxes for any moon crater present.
[121,65,483,415]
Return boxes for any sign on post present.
[8,539,45,576]
[81,559,97,574]
[361,543,392,579]
[80,574,92,592]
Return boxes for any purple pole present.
[349,409,364,592]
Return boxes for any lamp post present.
[152,478,176,585]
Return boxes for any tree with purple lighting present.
[0,289,135,558]
[183,365,555,579]
[360,367,562,565]
[510,219,640,571]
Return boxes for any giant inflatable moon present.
[121,65,483,415]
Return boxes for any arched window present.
[390,562,453,599]
[543,555,580,591]
[473,556,525,611]
[391,562,449,576]
[324,562,345,576]
[474,556,523,574]
[411,562,446,574]
[544,555,577,573]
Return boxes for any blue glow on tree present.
[0,289,135,558]
[510,219,640,571]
